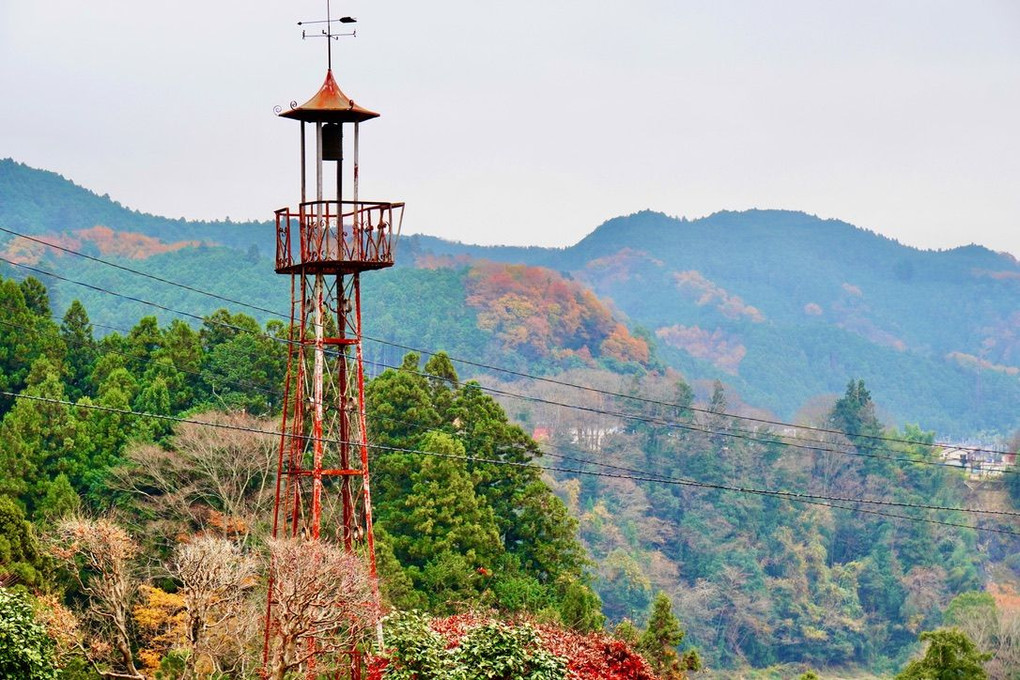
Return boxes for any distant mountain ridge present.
[0,158,272,251]
[404,211,1020,437]
[2,158,1018,437]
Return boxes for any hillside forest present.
[0,160,1019,678]
[0,270,1017,678]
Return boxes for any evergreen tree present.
[150,319,204,411]
[75,367,140,501]
[894,628,990,680]
[198,308,260,351]
[60,299,97,402]
[638,592,700,679]
[18,277,50,318]
[857,536,907,620]
[89,334,130,396]
[34,473,80,527]
[559,580,605,633]
[423,351,458,416]
[452,381,584,582]
[387,432,502,567]
[0,277,61,411]
[384,432,504,610]
[125,316,162,377]
[0,357,79,512]
[829,379,882,443]
[367,353,443,507]
[0,497,46,588]
[368,352,588,614]
[133,375,173,441]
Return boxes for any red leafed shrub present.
[427,611,480,646]
[538,624,658,680]
[369,611,659,680]
[365,656,387,680]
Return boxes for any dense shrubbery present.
[370,611,664,680]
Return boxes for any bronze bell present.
[322,123,343,161]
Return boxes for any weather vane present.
[297,0,357,70]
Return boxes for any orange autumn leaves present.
[2,225,201,264]
[465,261,649,365]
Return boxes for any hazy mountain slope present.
[0,158,273,252]
[2,160,1018,437]
[408,210,1020,436]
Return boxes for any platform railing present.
[275,200,404,273]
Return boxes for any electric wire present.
[359,355,1014,476]
[1,249,1010,478]
[194,364,1001,542]
[8,300,985,515]
[368,412,1020,539]
[0,226,282,318]
[366,337,1009,458]
[0,255,299,349]
[0,309,282,403]
[3,389,1018,528]
[361,405,1012,539]
[1,225,1009,459]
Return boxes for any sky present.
[1,1,1018,257]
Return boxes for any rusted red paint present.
[279,69,380,123]
[264,58,399,680]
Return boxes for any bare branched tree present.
[111,411,277,546]
[51,517,143,680]
[169,535,258,677]
[264,538,378,680]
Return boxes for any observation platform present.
[274,200,404,275]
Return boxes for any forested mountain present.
[404,210,1020,438]
[3,158,1017,436]
[2,158,1019,677]
[0,158,270,252]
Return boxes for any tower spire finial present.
[296,0,357,71]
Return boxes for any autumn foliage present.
[539,625,659,680]
[1,224,201,264]
[672,270,764,322]
[465,261,649,365]
[655,324,746,374]
[581,248,665,285]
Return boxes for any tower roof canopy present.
[279,69,380,123]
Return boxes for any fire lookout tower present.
[264,10,403,677]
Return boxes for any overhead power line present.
[3,390,1019,530]
[7,300,997,506]
[0,227,1012,461]
[0,226,282,317]
[373,358,1004,475]
[2,249,1013,483]
[2,277,994,481]
[364,335,1006,457]
[0,255,298,348]
[0,318,280,404]
[360,406,1019,539]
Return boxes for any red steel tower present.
[264,17,403,676]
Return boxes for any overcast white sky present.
[2,1,1018,256]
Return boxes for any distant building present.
[938,444,1013,478]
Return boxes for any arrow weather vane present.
[297,0,357,70]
